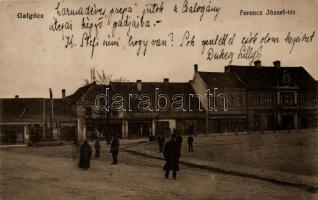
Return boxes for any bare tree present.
[83,68,128,85]
[83,79,90,86]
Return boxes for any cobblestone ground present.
[0,144,316,200]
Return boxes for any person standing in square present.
[95,138,101,159]
[79,141,92,170]
[163,134,180,179]
[110,135,120,164]
[187,134,194,152]
[158,134,165,153]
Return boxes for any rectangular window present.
[300,95,307,105]
[280,92,295,106]
[267,95,273,105]
[314,95,318,105]
[255,95,261,105]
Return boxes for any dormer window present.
[283,70,291,84]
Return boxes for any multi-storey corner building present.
[225,60,318,131]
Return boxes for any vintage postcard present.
[0,0,317,199]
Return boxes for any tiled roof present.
[225,65,317,90]
[109,82,203,113]
[66,83,94,103]
[198,72,244,88]
[67,83,109,103]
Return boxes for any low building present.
[70,80,205,140]
[0,96,76,144]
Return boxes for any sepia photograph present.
[0,0,318,199]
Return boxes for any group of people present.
[78,135,120,170]
[78,130,195,181]
[160,132,194,180]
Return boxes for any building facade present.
[225,60,318,131]
[1,60,317,144]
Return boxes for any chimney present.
[273,60,281,68]
[62,89,66,98]
[163,78,169,83]
[254,60,261,67]
[15,95,19,99]
[194,64,198,72]
[136,80,142,91]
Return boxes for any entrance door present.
[281,115,294,130]
[156,121,170,136]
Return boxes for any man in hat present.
[110,134,120,164]
[158,134,165,153]
[175,131,183,156]
[187,134,194,152]
[163,134,180,179]
[95,138,101,159]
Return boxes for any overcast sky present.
[0,0,317,98]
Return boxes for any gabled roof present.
[0,98,75,123]
[65,81,203,113]
[66,83,95,103]
[225,65,317,90]
[111,82,193,96]
[66,82,109,103]
[197,71,244,88]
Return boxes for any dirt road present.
[0,145,315,200]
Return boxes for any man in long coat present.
[163,134,180,179]
[95,138,101,159]
[158,134,165,153]
[79,141,92,170]
[176,133,183,155]
[188,125,194,152]
[187,134,194,152]
[110,135,120,164]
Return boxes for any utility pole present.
[43,98,46,140]
[206,110,209,135]
[245,88,249,133]
[49,88,53,139]
[105,85,111,144]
